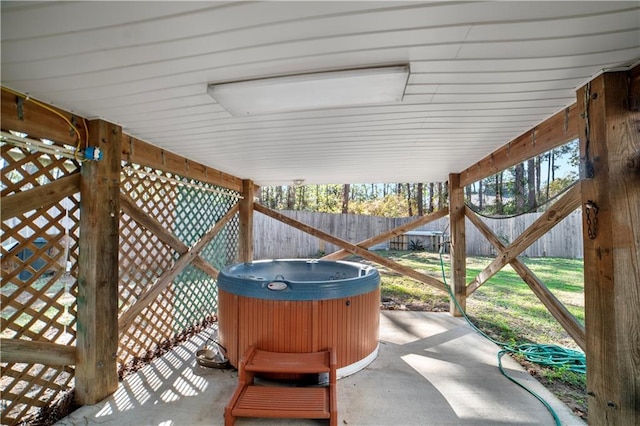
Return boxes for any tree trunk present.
[495,172,504,214]
[417,183,424,216]
[437,182,444,210]
[286,186,295,209]
[515,163,525,211]
[536,155,542,196]
[546,151,552,201]
[298,186,306,210]
[342,184,350,214]
[478,179,484,210]
[406,183,413,216]
[527,158,536,210]
[276,185,283,209]
[428,183,434,213]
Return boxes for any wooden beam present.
[321,209,448,260]
[459,104,579,187]
[1,88,248,194]
[119,193,219,279]
[466,183,581,296]
[1,87,87,146]
[1,173,80,219]
[254,203,447,292]
[579,70,640,424]
[0,338,76,366]
[465,206,586,350]
[448,174,466,316]
[121,135,244,193]
[238,179,255,263]
[118,204,239,334]
[75,119,121,405]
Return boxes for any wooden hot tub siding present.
[219,287,380,369]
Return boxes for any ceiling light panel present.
[208,65,410,116]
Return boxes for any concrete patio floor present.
[57,311,585,425]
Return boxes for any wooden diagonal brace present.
[466,184,581,296]
[120,194,219,278]
[118,204,239,334]
[322,208,448,261]
[465,206,585,350]
[1,172,80,219]
[0,338,76,365]
[255,203,446,292]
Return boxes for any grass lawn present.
[347,250,588,421]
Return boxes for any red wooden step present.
[245,349,331,374]
[232,385,330,419]
[224,345,337,426]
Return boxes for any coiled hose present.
[438,249,585,426]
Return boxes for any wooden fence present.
[254,209,584,259]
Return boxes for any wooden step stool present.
[224,346,337,426]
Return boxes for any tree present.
[406,183,413,216]
[286,186,295,209]
[514,162,526,212]
[342,184,350,214]
[428,183,434,213]
[527,158,536,210]
[417,183,424,216]
[495,172,504,215]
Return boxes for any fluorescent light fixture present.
[208,65,409,116]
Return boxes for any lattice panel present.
[1,145,80,425]
[172,181,238,332]
[120,167,177,231]
[118,211,177,368]
[117,166,240,370]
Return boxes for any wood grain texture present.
[255,203,446,291]
[119,193,219,279]
[121,135,245,193]
[118,204,239,334]
[580,70,640,424]
[75,119,121,405]
[321,208,448,260]
[465,206,585,350]
[239,180,254,262]
[466,183,581,296]
[459,104,579,187]
[1,88,87,146]
[0,338,77,365]
[448,174,466,315]
[1,172,80,219]
[219,288,380,370]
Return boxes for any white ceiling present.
[2,1,639,186]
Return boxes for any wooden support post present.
[448,173,466,316]
[578,70,640,424]
[239,179,255,263]
[75,119,121,405]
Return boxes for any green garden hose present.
[438,249,586,426]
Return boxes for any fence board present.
[254,209,583,260]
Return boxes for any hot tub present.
[217,259,380,378]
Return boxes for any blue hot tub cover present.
[217,259,380,301]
